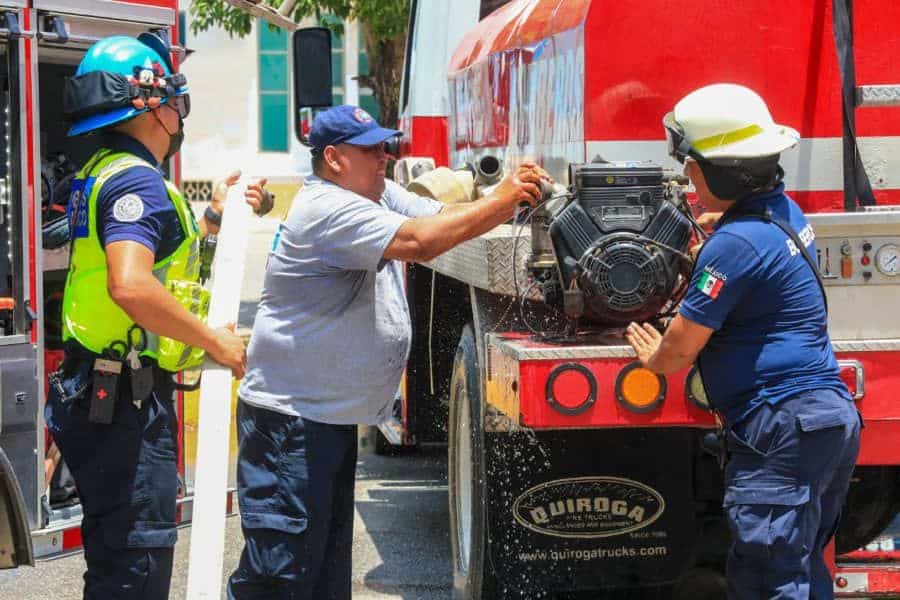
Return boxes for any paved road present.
[0,447,452,600]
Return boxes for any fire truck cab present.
[0,0,184,566]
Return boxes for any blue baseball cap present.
[308,105,400,152]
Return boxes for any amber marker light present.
[685,366,711,411]
[615,362,666,413]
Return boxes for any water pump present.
[536,162,694,326]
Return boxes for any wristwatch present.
[204,205,222,226]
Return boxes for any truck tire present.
[672,568,727,600]
[374,428,401,456]
[836,466,900,554]
[448,325,495,599]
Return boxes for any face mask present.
[165,118,185,160]
[152,107,184,162]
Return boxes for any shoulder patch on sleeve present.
[697,267,726,299]
[112,194,145,222]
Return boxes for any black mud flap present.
[0,447,33,567]
[485,428,701,594]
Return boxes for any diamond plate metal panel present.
[487,333,900,362]
[832,339,900,352]
[856,85,900,107]
[488,333,636,361]
[426,224,540,299]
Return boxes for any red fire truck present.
[291,0,900,596]
[0,0,210,565]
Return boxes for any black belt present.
[60,341,178,391]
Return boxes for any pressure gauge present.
[875,243,900,276]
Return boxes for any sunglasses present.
[663,112,701,164]
[356,143,389,155]
[339,139,398,157]
[165,94,191,119]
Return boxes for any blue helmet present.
[65,34,189,137]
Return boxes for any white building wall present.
[178,2,313,186]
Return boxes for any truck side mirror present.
[292,27,333,144]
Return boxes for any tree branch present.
[190,0,409,126]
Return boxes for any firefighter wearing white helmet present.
[663,83,800,203]
[627,83,861,599]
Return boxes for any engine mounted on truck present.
[538,161,695,326]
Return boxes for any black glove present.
[257,189,275,217]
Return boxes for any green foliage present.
[190,1,409,43]
[190,0,411,126]
[189,0,253,37]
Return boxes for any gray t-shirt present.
[238,176,443,424]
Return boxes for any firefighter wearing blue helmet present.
[45,33,272,599]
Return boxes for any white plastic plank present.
[185,184,253,599]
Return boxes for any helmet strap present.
[698,158,783,202]
[151,106,177,136]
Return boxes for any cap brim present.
[702,124,800,159]
[345,126,401,146]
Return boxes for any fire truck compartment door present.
[34,0,176,57]
[0,446,33,567]
[34,0,174,26]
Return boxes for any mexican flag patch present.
[697,271,724,299]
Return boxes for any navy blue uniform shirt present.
[94,132,184,261]
[680,184,849,424]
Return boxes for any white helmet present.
[663,83,799,162]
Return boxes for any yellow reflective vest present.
[61,149,208,371]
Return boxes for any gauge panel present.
[816,237,900,285]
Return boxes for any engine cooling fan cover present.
[578,234,674,323]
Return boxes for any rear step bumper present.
[835,551,900,596]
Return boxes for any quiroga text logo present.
[513,477,665,539]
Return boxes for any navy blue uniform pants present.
[45,353,179,600]
[228,400,358,600]
[724,389,861,599]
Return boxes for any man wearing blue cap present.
[228,105,547,599]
